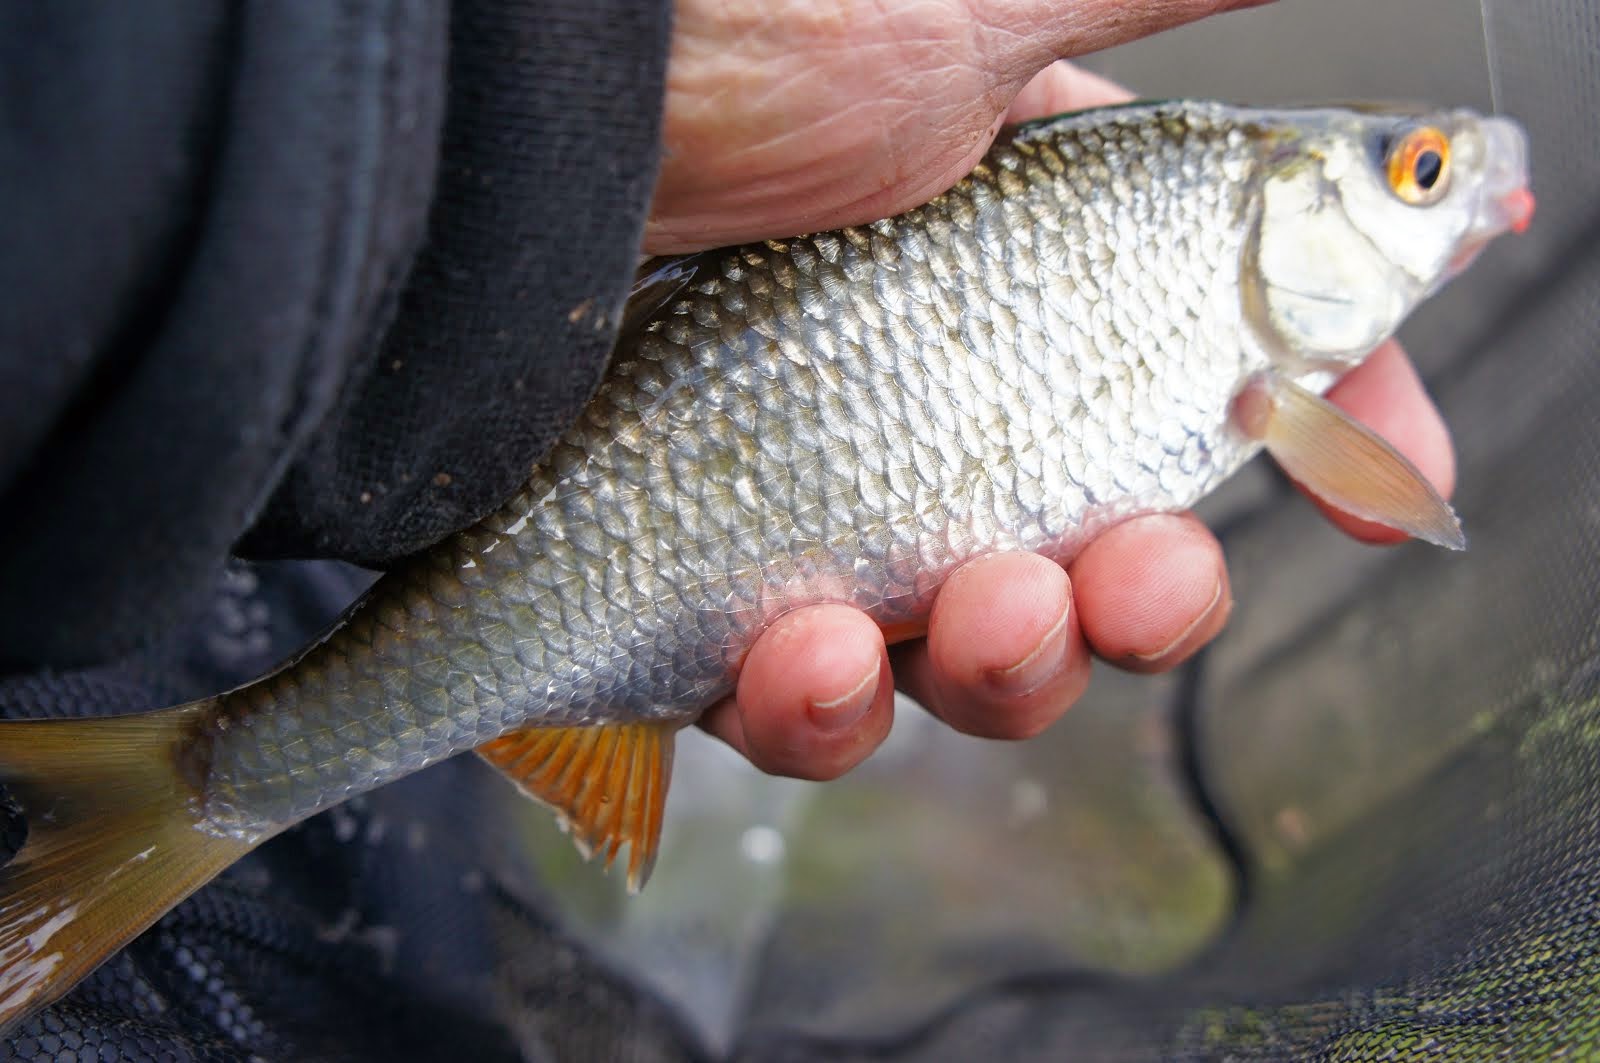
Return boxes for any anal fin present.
[477,722,676,891]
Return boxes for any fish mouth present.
[1445,116,1534,277]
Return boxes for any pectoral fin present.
[477,721,676,891]
[1237,373,1465,550]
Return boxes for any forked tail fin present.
[0,705,253,1032]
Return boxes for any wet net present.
[3,0,1596,1059]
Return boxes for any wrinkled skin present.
[647,0,1455,780]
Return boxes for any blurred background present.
[475,0,1599,1056]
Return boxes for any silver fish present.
[0,100,1533,1029]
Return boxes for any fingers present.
[895,523,1229,738]
[893,552,1090,740]
[1068,514,1232,673]
[1309,340,1458,544]
[699,604,893,780]
[705,341,1452,782]
[710,524,1237,779]
[1005,62,1134,124]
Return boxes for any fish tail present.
[0,704,252,1031]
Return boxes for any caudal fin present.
[0,706,252,1031]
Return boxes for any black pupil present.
[1414,149,1443,190]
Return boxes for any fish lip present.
[1469,117,1534,240]
[1439,116,1533,283]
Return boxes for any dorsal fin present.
[620,253,720,342]
[476,722,677,891]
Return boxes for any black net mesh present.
[3,0,1596,1059]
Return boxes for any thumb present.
[647,0,1272,253]
[970,1,1272,93]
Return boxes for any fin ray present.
[621,253,718,341]
[477,722,676,891]
[1246,373,1465,549]
[877,620,928,645]
[0,707,253,1031]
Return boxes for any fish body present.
[204,102,1269,832]
[0,100,1532,1028]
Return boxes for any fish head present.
[1244,106,1532,375]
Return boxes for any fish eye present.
[1385,126,1452,206]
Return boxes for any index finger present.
[1005,61,1134,122]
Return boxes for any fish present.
[0,100,1532,1029]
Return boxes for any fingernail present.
[806,660,882,733]
[985,606,1072,697]
[1130,578,1229,665]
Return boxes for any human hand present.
[645,0,1271,254]
[655,4,1454,779]
[698,340,1453,778]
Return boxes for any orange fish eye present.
[1386,126,1452,205]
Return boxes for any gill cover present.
[1247,148,1414,363]
[1244,110,1497,370]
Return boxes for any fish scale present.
[195,102,1260,835]
[0,99,1531,1029]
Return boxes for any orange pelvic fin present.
[476,721,677,891]
[877,619,928,646]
